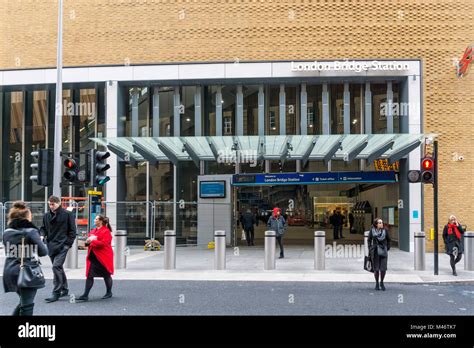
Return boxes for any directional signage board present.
[232,171,398,186]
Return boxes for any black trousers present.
[50,247,69,295]
[333,226,339,239]
[276,236,284,256]
[13,288,37,316]
[244,227,254,245]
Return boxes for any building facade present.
[1,0,473,251]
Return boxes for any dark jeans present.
[13,288,37,316]
[276,236,284,257]
[333,226,339,239]
[338,225,344,238]
[50,247,69,295]
[244,227,254,245]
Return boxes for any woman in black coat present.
[368,218,391,291]
[2,201,48,315]
[442,215,464,276]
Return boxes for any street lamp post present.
[52,0,63,197]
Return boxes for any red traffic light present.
[64,158,77,169]
[422,158,434,170]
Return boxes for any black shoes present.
[45,295,60,303]
[453,270,458,276]
[59,290,69,298]
[375,283,380,291]
[380,282,386,291]
[102,292,113,300]
[279,255,284,259]
[76,295,89,302]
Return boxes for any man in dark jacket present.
[241,209,256,246]
[267,207,287,259]
[330,210,338,240]
[40,196,77,302]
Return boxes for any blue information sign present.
[232,171,397,186]
[200,181,226,198]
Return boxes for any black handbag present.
[364,256,374,273]
[377,245,388,258]
[17,235,46,289]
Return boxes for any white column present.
[105,81,118,234]
[258,85,264,135]
[236,85,243,136]
[364,82,372,134]
[300,83,307,136]
[279,84,286,135]
[408,70,422,253]
[322,83,330,135]
[343,82,350,134]
[387,81,394,134]
[194,86,202,136]
[216,86,223,136]
[152,87,159,137]
[173,87,180,136]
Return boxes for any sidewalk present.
[2,245,473,284]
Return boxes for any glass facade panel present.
[29,91,48,201]
[306,85,322,135]
[372,83,387,134]
[8,92,23,201]
[265,85,280,135]
[350,84,362,134]
[243,85,259,135]
[180,86,196,136]
[203,86,217,136]
[158,87,174,137]
[330,84,344,134]
[221,86,236,136]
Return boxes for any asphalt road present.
[0,279,473,315]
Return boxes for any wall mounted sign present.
[232,171,397,186]
[290,60,410,73]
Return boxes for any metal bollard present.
[364,231,370,257]
[464,231,474,271]
[264,230,276,270]
[65,236,78,269]
[214,230,226,270]
[314,231,325,270]
[164,230,176,270]
[414,231,426,270]
[114,230,127,269]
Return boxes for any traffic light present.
[89,149,111,187]
[63,157,79,183]
[30,149,53,186]
[421,156,435,184]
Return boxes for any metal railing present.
[0,200,232,247]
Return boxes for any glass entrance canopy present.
[91,134,435,166]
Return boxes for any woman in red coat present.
[77,215,114,301]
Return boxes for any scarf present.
[372,227,386,242]
[447,223,461,240]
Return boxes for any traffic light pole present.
[52,0,63,197]
[434,140,439,275]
